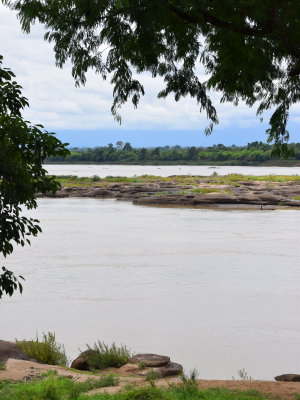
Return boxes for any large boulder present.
[0,340,33,363]
[70,350,95,371]
[275,374,300,382]
[160,362,183,377]
[128,354,170,367]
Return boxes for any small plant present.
[139,362,146,370]
[84,341,132,370]
[145,370,161,386]
[181,369,198,388]
[16,332,68,366]
[233,368,253,381]
[0,362,6,370]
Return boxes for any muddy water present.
[1,198,300,379]
[45,164,300,177]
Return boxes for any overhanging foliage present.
[4,0,300,155]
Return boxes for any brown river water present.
[1,197,300,380]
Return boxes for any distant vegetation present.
[54,174,300,189]
[46,141,300,165]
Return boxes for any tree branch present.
[163,1,274,37]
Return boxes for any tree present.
[5,0,300,155]
[0,55,69,298]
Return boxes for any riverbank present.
[1,358,300,399]
[40,174,300,209]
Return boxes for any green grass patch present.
[16,332,68,366]
[0,371,283,400]
[191,188,221,194]
[0,372,118,400]
[84,341,132,370]
[52,173,300,191]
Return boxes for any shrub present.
[91,175,101,182]
[16,332,68,366]
[84,341,132,370]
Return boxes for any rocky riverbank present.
[38,175,300,208]
[1,340,300,399]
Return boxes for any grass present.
[0,362,6,370]
[0,372,118,400]
[84,341,132,370]
[144,370,161,383]
[52,173,300,190]
[16,332,68,366]
[0,372,280,400]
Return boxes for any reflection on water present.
[45,164,300,177]
[1,198,300,379]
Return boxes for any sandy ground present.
[1,359,300,399]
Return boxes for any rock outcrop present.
[37,177,300,208]
[0,340,33,363]
[119,353,183,378]
[275,374,300,382]
[70,351,183,377]
[70,350,95,370]
[128,354,170,367]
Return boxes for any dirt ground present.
[1,359,300,399]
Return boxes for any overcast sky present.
[1,4,300,146]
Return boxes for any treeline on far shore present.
[45,141,300,165]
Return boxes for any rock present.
[128,354,170,367]
[275,374,300,382]
[136,367,163,377]
[118,361,183,378]
[0,340,33,363]
[193,193,237,204]
[160,362,183,377]
[71,350,94,371]
[92,189,114,197]
[117,363,140,374]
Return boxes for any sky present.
[1,4,300,147]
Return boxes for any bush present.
[84,341,132,370]
[91,175,101,182]
[16,332,68,366]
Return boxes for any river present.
[1,197,300,380]
[45,164,300,177]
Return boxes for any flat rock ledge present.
[38,179,300,209]
[128,354,170,367]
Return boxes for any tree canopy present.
[0,55,68,298]
[5,0,300,155]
